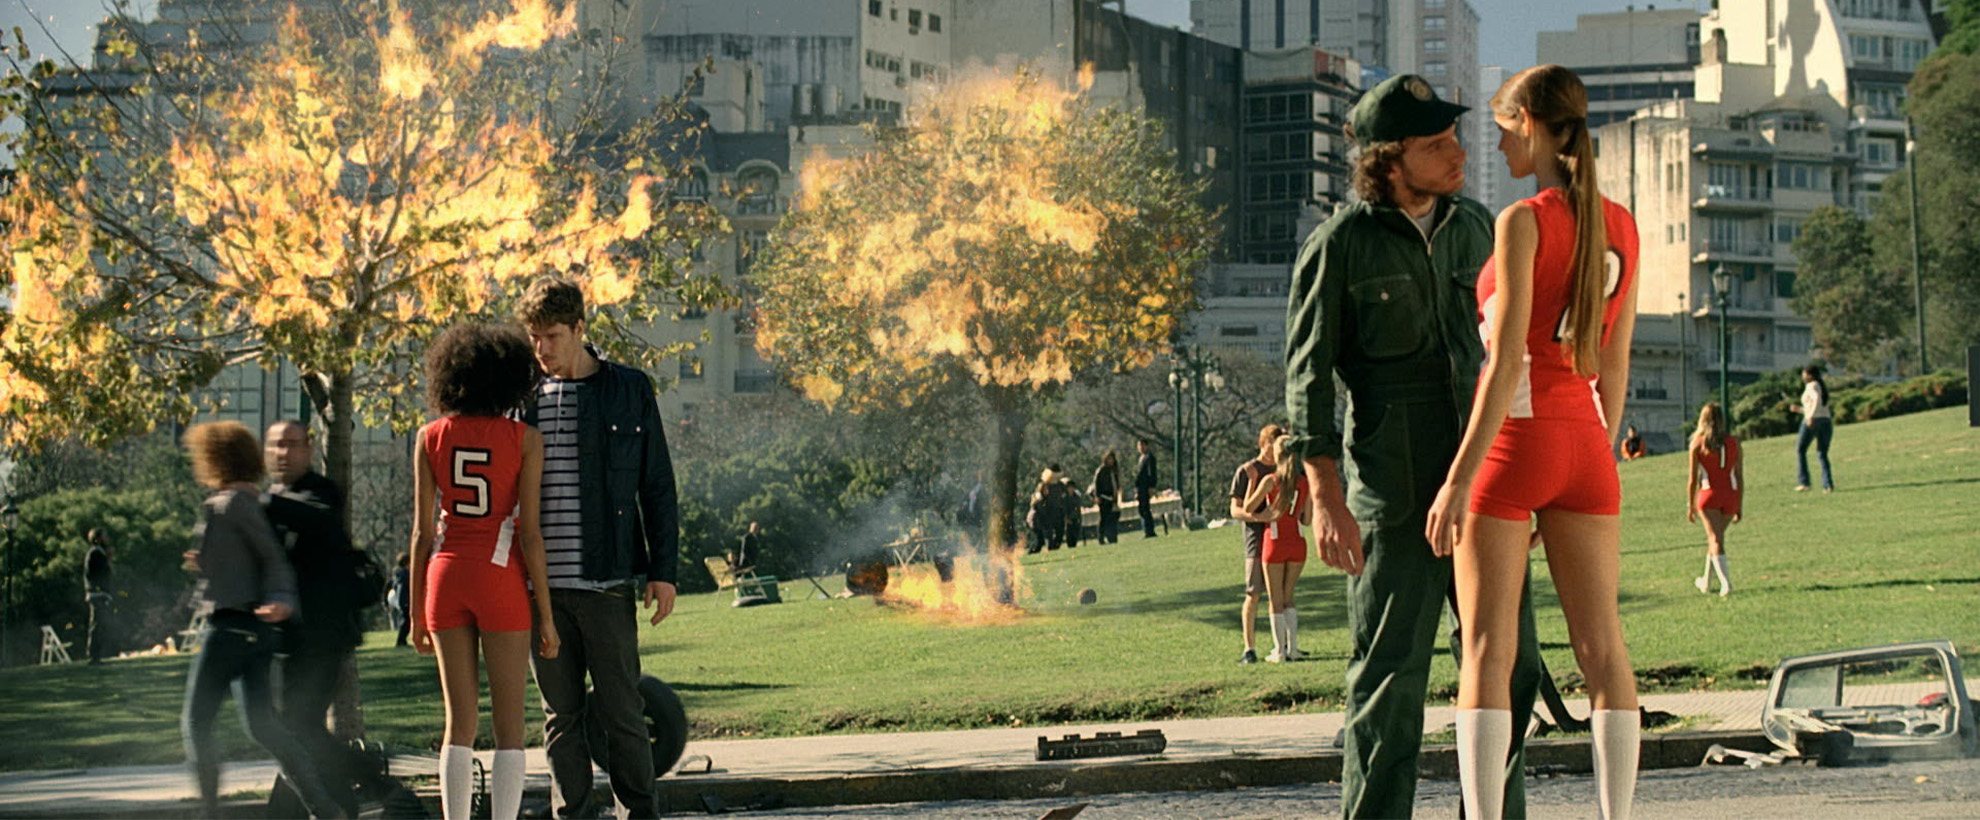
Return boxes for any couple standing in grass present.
[1283,68,1642,819]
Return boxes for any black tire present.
[584,675,690,777]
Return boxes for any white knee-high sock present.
[1592,709,1641,820]
[1268,611,1286,656]
[1456,709,1512,820]
[1710,555,1732,593]
[491,748,525,820]
[439,745,474,820]
[1700,555,1714,582]
[1285,608,1300,655]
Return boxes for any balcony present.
[1691,132,1775,160]
[1632,385,1674,403]
[1695,349,1777,372]
[1691,239,1776,264]
[1693,184,1774,213]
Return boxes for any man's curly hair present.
[1351,140,1409,207]
[424,323,539,417]
[184,421,264,489]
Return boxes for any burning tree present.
[749,69,1218,554]
[0,0,720,503]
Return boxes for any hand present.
[255,601,292,623]
[1732,509,1743,524]
[537,622,561,659]
[644,581,677,625]
[1425,479,1469,558]
[411,621,434,656]
[1687,506,1698,524]
[1311,498,1364,576]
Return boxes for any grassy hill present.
[1,407,1973,771]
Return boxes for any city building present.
[1236,46,1362,266]
[1471,65,1528,216]
[1594,0,1938,443]
[1537,6,1703,128]
[1191,0,1389,65]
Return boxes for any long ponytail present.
[1491,65,1609,376]
[1560,117,1609,376]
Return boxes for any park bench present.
[702,556,781,607]
[1077,490,1183,536]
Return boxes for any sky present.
[2,0,1710,76]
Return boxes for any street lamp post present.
[1713,266,1733,426]
[1905,117,1929,374]
[1677,292,1689,416]
[1167,369,1185,514]
[1,502,16,669]
[1170,346,1221,520]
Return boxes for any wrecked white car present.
[1762,640,1978,765]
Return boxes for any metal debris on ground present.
[1701,743,1791,769]
[1035,729,1168,760]
[1037,803,1089,819]
[1761,640,1978,766]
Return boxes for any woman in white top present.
[1789,364,1834,492]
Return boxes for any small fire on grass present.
[879,545,1031,625]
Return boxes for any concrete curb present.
[649,730,1780,814]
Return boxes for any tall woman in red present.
[411,324,561,820]
[1425,65,1643,820]
[1687,403,1743,596]
[1242,435,1311,662]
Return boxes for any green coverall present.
[1286,195,1545,819]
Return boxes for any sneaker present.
[1823,487,1834,494]
[1794,485,1810,492]
[1264,651,1285,663]
[1719,586,1732,598]
[1239,649,1258,665]
[1694,576,1711,594]
[1283,648,1309,661]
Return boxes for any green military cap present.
[1347,74,1470,145]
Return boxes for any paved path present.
[0,686,1809,818]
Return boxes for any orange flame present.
[879,548,1031,625]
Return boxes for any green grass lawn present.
[2,407,1974,771]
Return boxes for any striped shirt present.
[537,376,622,591]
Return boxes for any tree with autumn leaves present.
[750,70,1219,554]
[0,0,719,503]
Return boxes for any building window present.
[679,357,704,380]
[1423,38,1447,54]
[908,9,921,29]
[1862,139,1896,167]
[868,0,882,16]
[1424,15,1446,30]
[1424,61,1447,75]
[1850,34,1883,61]
[1219,325,1260,337]
[1775,162,1831,192]
[1425,0,1447,7]
[1777,325,1811,353]
[1773,216,1804,245]
[928,13,942,32]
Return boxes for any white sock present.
[1268,611,1286,656]
[1710,555,1732,593]
[1592,709,1641,820]
[492,748,525,820]
[1700,556,1714,582]
[1456,709,1512,820]
[1285,608,1299,655]
[439,745,474,820]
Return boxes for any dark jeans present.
[268,638,364,818]
[393,605,410,647]
[1097,502,1120,544]
[1797,417,1834,490]
[182,612,342,819]
[86,594,113,662]
[1137,491,1157,537]
[532,587,655,819]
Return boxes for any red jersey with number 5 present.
[1475,188,1639,425]
[421,415,525,568]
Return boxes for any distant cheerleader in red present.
[1687,403,1743,597]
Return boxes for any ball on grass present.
[1076,588,1098,605]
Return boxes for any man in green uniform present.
[1286,75,1545,818]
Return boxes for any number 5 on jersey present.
[452,448,493,517]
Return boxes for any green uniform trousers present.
[1340,520,1543,819]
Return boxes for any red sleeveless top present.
[421,415,526,567]
[1696,436,1742,496]
[1476,188,1640,425]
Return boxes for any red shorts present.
[1263,520,1307,564]
[1470,419,1622,521]
[423,554,531,632]
[1696,489,1741,513]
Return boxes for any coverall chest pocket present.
[1348,275,1427,361]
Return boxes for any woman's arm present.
[518,427,559,658]
[1427,203,1538,555]
[1731,439,1745,522]
[409,426,437,654]
[1685,443,1701,523]
[1242,473,1279,514]
[1596,261,1642,446]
